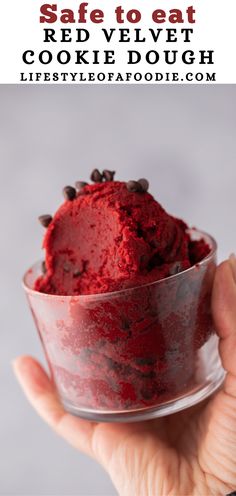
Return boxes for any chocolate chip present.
[121,317,130,330]
[169,262,183,276]
[141,370,156,379]
[126,180,143,193]
[150,239,158,248]
[141,388,154,400]
[138,178,149,192]
[38,215,52,228]
[136,357,156,366]
[149,308,158,318]
[63,186,76,201]
[75,181,88,191]
[42,261,46,274]
[105,357,122,372]
[103,170,116,182]
[73,269,82,277]
[90,169,103,183]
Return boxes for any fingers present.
[212,258,236,339]
[13,356,96,457]
[12,356,151,471]
[212,257,236,394]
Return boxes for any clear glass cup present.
[23,229,224,422]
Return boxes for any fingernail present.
[229,253,236,283]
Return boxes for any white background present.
[0,0,236,83]
[0,85,236,494]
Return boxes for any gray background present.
[0,85,235,495]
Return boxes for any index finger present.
[13,355,96,458]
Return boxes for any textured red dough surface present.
[35,181,209,295]
[30,180,215,411]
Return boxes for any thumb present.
[198,258,236,492]
[212,256,236,395]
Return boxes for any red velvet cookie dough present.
[32,171,214,412]
[35,176,210,295]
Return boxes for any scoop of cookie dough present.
[35,180,209,296]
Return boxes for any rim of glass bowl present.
[23,229,217,301]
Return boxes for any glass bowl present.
[23,229,224,422]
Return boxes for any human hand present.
[13,257,236,496]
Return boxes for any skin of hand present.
[13,257,236,496]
